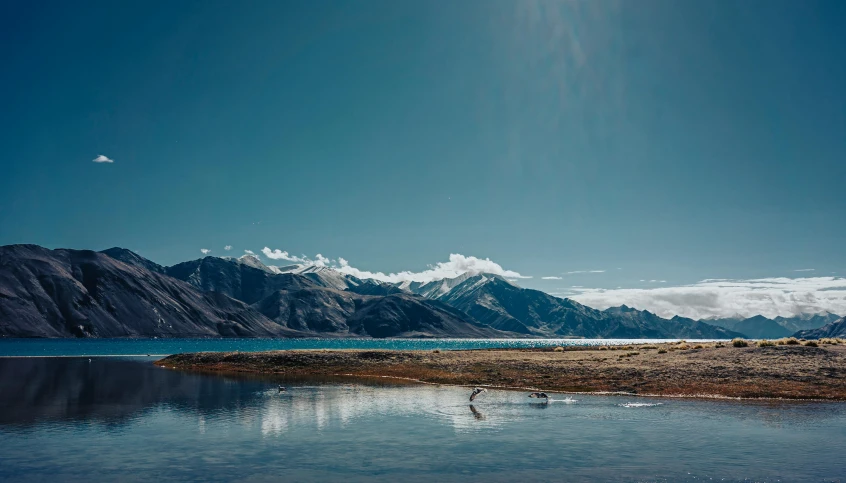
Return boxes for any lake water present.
[1,357,844,482]
[0,338,704,357]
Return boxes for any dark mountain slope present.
[0,245,299,338]
[100,247,165,273]
[252,288,357,334]
[347,293,505,338]
[166,256,318,304]
[795,317,846,339]
[252,288,510,338]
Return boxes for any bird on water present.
[469,387,487,401]
[528,392,548,400]
[278,385,286,393]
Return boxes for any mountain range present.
[704,312,842,339]
[0,244,837,339]
[794,316,846,339]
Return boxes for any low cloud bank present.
[564,277,846,320]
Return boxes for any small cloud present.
[542,276,563,280]
[224,245,232,251]
[200,248,211,255]
[244,250,257,256]
[92,154,114,163]
[566,270,605,275]
[794,269,815,272]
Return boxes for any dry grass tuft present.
[678,344,691,350]
[803,340,819,347]
[657,349,668,354]
[432,349,440,354]
[693,344,704,349]
[554,346,564,352]
[732,338,749,348]
[758,340,775,347]
[598,346,609,351]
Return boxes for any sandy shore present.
[155,342,846,400]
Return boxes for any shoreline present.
[155,341,846,401]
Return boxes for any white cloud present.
[542,276,563,280]
[92,154,114,163]
[567,277,846,320]
[794,269,815,272]
[333,253,530,283]
[224,245,232,251]
[261,247,307,263]
[566,270,605,274]
[259,248,530,283]
[244,250,257,256]
[200,248,211,255]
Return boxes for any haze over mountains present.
[0,245,839,340]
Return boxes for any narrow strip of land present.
[155,342,846,400]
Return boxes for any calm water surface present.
[0,357,844,482]
[0,338,708,357]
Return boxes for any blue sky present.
[1,0,845,316]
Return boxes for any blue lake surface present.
[0,338,704,357]
[0,356,844,482]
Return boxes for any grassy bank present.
[155,340,846,400]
